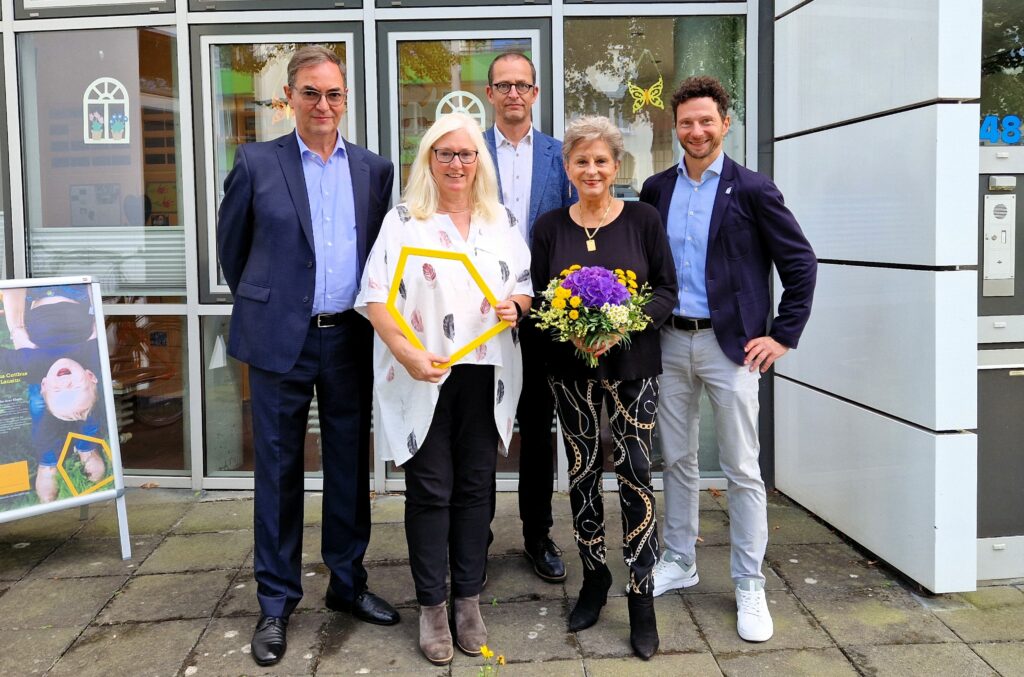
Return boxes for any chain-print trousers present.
[550,376,660,594]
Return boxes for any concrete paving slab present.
[0,626,81,675]
[799,587,960,646]
[174,499,254,533]
[137,530,252,574]
[455,658,585,676]
[303,492,322,526]
[717,648,858,677]
[574,593,706,658]
[690,509,731,546]
[846,643,998,676]
[0,509,87,542]
[0,574,127,630]
[371,493,406,523]
[687,591,833,654]
[316,611,449,675]
[934,601,1024,643]
[124,487,202,504]
[485,554,566,604]
[765,506,842,545]
[959,585,1024,609]
[364,522,410,563]
[0,539,62,581]
[27,536,159,580]
[584,653,722,676]
[766,543,900,592]
[48,618,206,677]
[970,642,1024,677]
[474,599,581,664]
[79,502,191,537]
[98,570,234,623]
[652,545,786,594]
[365,561,419,609]
[712,489,797,511]
[185,613,324,676]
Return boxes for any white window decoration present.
[435,91,486,129]
[83,77,130,145]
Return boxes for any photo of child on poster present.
[0,283,112,509]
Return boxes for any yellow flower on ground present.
[626,270,637,280]
[569,296,582,308]
[480,645,494,660]
[497,655,506,666]
[552,297,567,309]
[569,309,579,319]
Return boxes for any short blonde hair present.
[403,113,502,223]
[562,115,625,165]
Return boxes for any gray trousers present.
[658,326,767,584]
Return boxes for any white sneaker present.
[735,580,773,642]
[651,551,699,597]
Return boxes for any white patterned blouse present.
[355,203,533,466]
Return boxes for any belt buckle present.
[317,314,333,328]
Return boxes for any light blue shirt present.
[666,152,724,318]
[296,130,358,315]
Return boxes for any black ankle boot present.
[568,564,612,632]
[627,591,659,660]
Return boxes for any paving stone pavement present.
[0,488,1020,676]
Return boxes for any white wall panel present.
[775,379,977,593]
[775,0,981,136]
[775,104,978,266]
[775,264,976,430]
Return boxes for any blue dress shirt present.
[296,130,358,315]
[666,152,724,318]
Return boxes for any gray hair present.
[562,116,625,165]
[287,45,345,88]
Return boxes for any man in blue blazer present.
[483,52,575,583]
[218,46,399,667]
[639,76,816,643]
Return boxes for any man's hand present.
[743,336,788,373]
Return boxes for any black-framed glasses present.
[432,149,479,164]
[299,87,346,106]
[492,81,535,95]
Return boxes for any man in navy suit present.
[640,76,816,643]
[483,52,575,583]
[218,45,399,667]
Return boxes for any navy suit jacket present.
[217,132,394,373]
[640,154,816,365]
[483,126,575,240]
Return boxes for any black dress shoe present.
[524,536,567,582]
[251,614,287,667]
[325,587,401,626]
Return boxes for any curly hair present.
[669,75,731,120]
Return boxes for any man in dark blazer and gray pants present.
[640,76,816,644]
[218,46,399,667]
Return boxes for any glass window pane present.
[395,37,533,187]
[107,314,189,473]
[981,0,1024,146]
[207,40,352,290]
[19,27,185,299]
[564,16,746,197]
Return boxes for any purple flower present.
[563,266,630,307]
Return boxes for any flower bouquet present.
[533,264,652,368]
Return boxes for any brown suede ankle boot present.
[418,602,453,665]
[453,595,487,656]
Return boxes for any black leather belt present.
[312,312,345,328]
[671,316,712,331]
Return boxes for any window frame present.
[15,0,173,20]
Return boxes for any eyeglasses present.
[432,149,479,164]
[491,82,535,95]
[299,87,346,107]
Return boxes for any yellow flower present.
[628,279,638,289]
[559,269,570,277]
[552,297,567,309]
[569,264,582,271]
[629,288,636,296]
[497,655,506,666]
[614,268,624,276]
[569,296,582,308]
[569,309,579,320]
[480,645,494,659]
[626,270,637,280]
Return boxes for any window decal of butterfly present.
[626,75,665,114]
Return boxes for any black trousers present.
[550,376,660,594]
[514,321,557,542]
[249,311,373,618]
[403,365,498,606]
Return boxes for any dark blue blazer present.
[640,154,817,365]
[483,126,576,240]
[217,132,394,373]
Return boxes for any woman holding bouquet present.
[355,113,532,665]
[529,116,677,659]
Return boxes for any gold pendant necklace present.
[580,201,613,252]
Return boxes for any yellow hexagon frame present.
[387,246,511,368]
[57,431,114,497]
